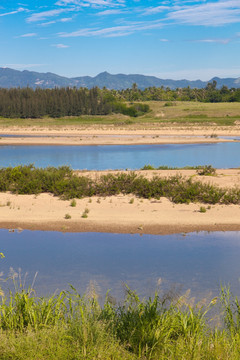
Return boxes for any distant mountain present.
[1,67,240,90]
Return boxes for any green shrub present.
[81,208,89,218]
[197,165,216,176]
[164,101,175,107]
[70,199,76,207]
[141,164,156,170]
[0,165,239,205]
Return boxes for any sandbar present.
[1,169,240,234]
[0,124,240,145]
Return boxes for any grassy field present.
[1,281,240,359]
[0,101,240,128]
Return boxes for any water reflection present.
[0,230,240,300]
[0,143,240,169]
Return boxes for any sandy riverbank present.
[1,169,240,234]
[0,125,240,145]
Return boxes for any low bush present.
[70,199,76,207]
[197,165,216,176]
[140,164,205,171]
[0,165,239,205]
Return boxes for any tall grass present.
[0,164,240,205]
[0,282,240,359]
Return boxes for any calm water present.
[0,142,240,169]
[1,230,240,300]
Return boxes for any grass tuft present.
[81,208,89,218]
[0,282,240,359]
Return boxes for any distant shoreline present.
[1,220,240,235]
[0,125,240,146]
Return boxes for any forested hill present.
[1,67,240,90]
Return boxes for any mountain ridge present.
[1,67,240,90]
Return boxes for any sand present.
[1,124,240,234]
[0,169,240,234]
[0,125,240,145]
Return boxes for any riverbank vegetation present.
[119,80,240,103]
[0,165,240,205]
[0,100,240,127]
[141,165,217,176]
[1,81,240,120]
[0,87,150,119]
[0,282,240,359]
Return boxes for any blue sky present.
[1,0,240,80]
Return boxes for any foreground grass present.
[1,165,240,205]
[1,284,240,359]
[1,101,240,128]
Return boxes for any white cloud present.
[27,0,122,24]
[138,1,240,27]
[38,20,57,26]
[142,6,170,16]
[167,0,240,26]
[55,0,125,7]
[59,19,163,37]
[195,38,231,44]
[96,9,124,15]
[60,17,73,21]
[18,33,37,38]
[38,17,73,26]
[0,64,45,70]
[0,7,26,17]
[52,43,70,48]
[27,8,72,23]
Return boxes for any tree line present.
[0,87,149,118]
[0,81,240,118]
[117,80,240,102]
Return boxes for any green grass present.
[140,164,208,170]
[70,199,77,207]
[1,101,240,127]
[81,208,89,218]
[1,282,240,359]
[0,164,240,205]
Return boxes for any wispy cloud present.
[96,9,125,16]
[59,19,163,37]
[52,43,70,48]
[0,64,45,70]
[38,17,73,27]
[0,7,26,17]
[60,17,73,22]
[55,0,125,6]
[38,20,57,26]
[18,33,37,38]
[195,38,231,44]
[167,1,240,26]
[142,6,170,16]
[27,8,73,23]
